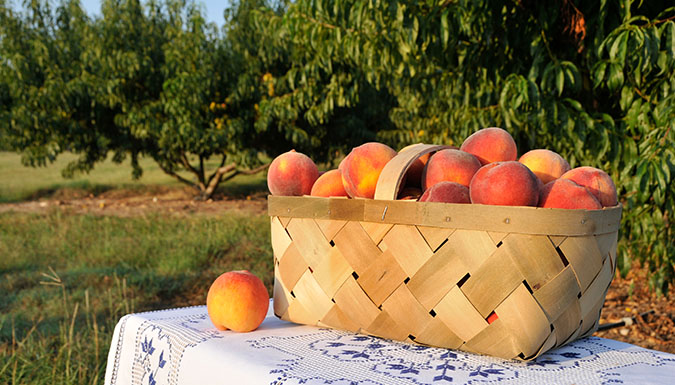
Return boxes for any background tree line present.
[1,0,673,292]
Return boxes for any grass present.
[0,152,268,202]
[0,210,273,384]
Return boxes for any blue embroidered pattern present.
[250,330,675,385]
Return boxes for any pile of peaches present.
[268,127,618,210]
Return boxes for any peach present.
[539,179,602,210]
[206,270,269,332]
[519,149,571,185]
[339,142,397,198]
[398,144,458,187]
[560,166,618,207]
[419,181,470,203]
[310,169,349,197]
[460,127,518,165]
[422,149,481,189]
[469,161,540,206]
[267,150,319,196]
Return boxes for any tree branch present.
[181,153,205,189]
[202,163,270,199]
[156,163,199,190]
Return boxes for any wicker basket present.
[268,144,622,360]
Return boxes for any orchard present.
[1,0,673,292]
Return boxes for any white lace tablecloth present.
[105,300,675,385]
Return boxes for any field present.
[0,152,673,384]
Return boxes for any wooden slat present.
[332,277,380,327]
[552,303,582,346]
[595,232,618,262]
[449,229,498,271]
[461,247,525,317]
[360,221,394,244]
[380,284,434,338]
[356,250,407,306]
[363,312,410,342]
[559,236,604,292]
[270,217,292,259]
[286,218,332,268]
[463,318,519,359]
[579,257,614,317]
[291,270,334,320]
[488,231,509,245]
[407,241,469,310]
[269,195,622,236]
[417,226,455,251]
[315,218,347,241]
[434,286,489,342]
[332,221,382,276]
[414,317,463,349]
[380,225,433,277]
[319,305,360,333]
[268,195,365,221]
[495,284,551,358]
[276,242,308,291]
[363,200,623,236]
[311,247,353,299]
[273,274,292,318]
[502,234,565,291]
[533,265,582,321]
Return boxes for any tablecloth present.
[105,300,675,385]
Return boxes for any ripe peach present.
[267,150,319,196]
[206,270,269,332]
[519,149,571,185]
[460,127,518,165]
[422,149,481,189]
[469,161,540,206]
[310,169,349,197]
[399,144,458,187]
[419,181,470,203]
[339,142,397,199]
[539,179,602,210]
[560,166,618,207]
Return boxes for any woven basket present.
[268,144,622,360]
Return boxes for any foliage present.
[1,0,673,291]
[250,0,674,292]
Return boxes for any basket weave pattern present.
[268,144,621,360]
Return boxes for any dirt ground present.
[1,190,673,354]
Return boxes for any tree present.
[253,0,675,292]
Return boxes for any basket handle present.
[374,143,451,200]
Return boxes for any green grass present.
[0,210,273,384]
[0,152,268,202]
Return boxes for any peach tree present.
[252,0,674,292]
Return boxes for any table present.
[105,300,675,385]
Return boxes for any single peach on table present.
[419,181,470,203]
[310,169,349,197]
[206,270,269,332]
[560,166,618,207]
[539,179,602,210]
[422,149,481,190]
[519,149,571,185]
[469,161,540,206]
[460,127,518,165]
[340,142,397,199]
[267,150,319,196]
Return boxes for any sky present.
[79,0,228,26]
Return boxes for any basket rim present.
[267,195,622,236]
